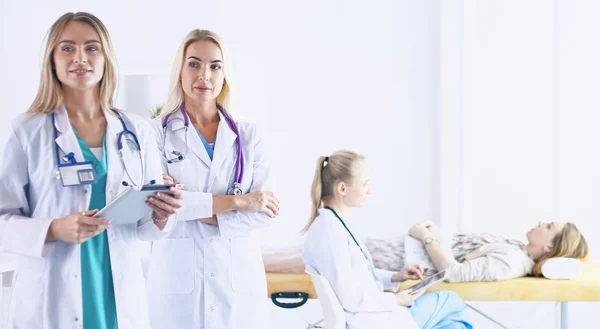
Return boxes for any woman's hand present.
[162,172,279,219]
[147,186,183,223]
[408,221,437,243]
[47,210,110,243]
[162,173,179,185]
[396,289,424,307]
[237,191,280,218]
[392,264,424,282]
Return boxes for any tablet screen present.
[404,269,446,294]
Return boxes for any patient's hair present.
[27,12,118,113]
[532,223,589,277]
[301,150,365,234]
[163,29,234,117]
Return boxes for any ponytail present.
[300,151,365,234]
[301,156,328,234]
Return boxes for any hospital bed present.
[266,260,600,329]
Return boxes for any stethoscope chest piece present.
[227,182,243,196]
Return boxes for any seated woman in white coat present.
[302,150,472,329]
[148,29,279,329]
[0,12,183,329]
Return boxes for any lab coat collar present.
[168,108,187,132]
[54,105,84,164]
[105,109,128,189]
[207,109,238,190]
[54,106,131,188]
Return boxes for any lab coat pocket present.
[8,269,46,328]
[148,238,195,294]
[230,237,264,293]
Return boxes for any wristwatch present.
[423,236,438,246]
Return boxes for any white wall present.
[461,0,557,239]
[556,0,600,258]
[441,1,600,328]
[442,0,600,254]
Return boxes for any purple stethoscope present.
[161,105,245,195]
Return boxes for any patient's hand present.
[392,264,424,282]
[409,222,437,243]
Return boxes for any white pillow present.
[541,257,583,280]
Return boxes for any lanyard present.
[324,206,371,264]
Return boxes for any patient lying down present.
[263,221,588,283]
[367,221,589,283]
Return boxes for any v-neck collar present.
[74,128,108,170]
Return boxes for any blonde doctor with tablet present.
[0,12,182,329]
[147,29,279,329]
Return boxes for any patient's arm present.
[442,254,526,282]
[423,238,458,271]
[419,232,529,282]
[420,237,505,282]
[408,222,457,271]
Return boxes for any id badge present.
[58,162,97,186]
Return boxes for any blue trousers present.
[409,291,472,329]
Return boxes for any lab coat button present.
[211,272,215,277]
[210,238,214,243]
[83,189,88,194]
[210,306,215,311]
[74,316,79,322]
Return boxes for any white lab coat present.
[302,209,419,329]
[147,109,272,329]
[0,106,175,329]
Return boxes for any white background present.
[1,0,599,328]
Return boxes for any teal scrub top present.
[76,131,119,329]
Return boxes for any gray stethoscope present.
[52,109,145,187]
[161,105,244,195]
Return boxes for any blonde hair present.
[27,12,118,113]
[301,150,366,234]
[163,29,233,117]
[532,223,589,277]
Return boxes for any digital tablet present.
[94,184,183,224]
[399,269,447,295]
